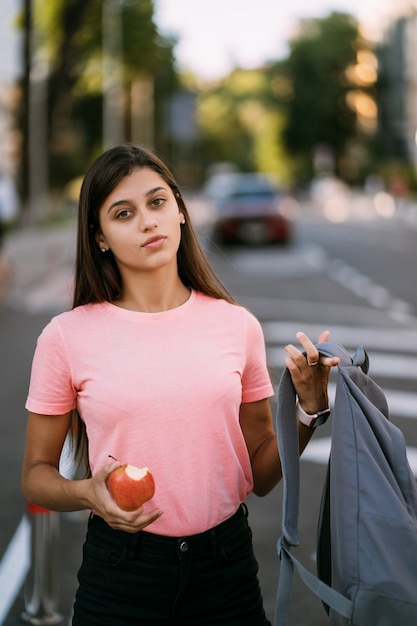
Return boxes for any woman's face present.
[95,167,184,275]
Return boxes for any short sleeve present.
[25,317,77,415]
[240,311,274,403]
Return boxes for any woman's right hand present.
[81,461,163,533]
[21,412,162,533]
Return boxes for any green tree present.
[279,12,370,182]
[197,68,292,183]
[22,0,179,190]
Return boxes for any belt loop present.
[241,502,249,522]
[209,528,219,558]
[128,531,140,560]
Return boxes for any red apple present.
[106,464,155,511]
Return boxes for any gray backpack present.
[274,342,417,626]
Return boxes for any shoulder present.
[193,291,247,317]
[193,291,264,333]
[38,302,107,340]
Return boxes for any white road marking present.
[262,321,417,352]
[0,516,30,625]
[302,438,417,477]
[227,242,415,324]
[303,244,415,322]
[268,345,417,379]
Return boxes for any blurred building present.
[403,13,417,166]
[377,8,417,167]
[0,0,21,176]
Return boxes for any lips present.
[141,235,166,248]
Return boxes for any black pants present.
[72,504,271,625]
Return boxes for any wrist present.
[68,477,93,510]
[296,400,331,428]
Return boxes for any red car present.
[205,172,293,245]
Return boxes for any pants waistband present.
[88,504,248,556]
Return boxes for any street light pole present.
[25,0,48,222]
[102,0,125,149]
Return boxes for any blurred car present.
[204,172,293,245]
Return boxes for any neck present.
[114,274,191,313]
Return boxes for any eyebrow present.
[107,186,167,213]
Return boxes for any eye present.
[116,208,132,219]
[151,197,165,208]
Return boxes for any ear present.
[175,192,185,224]
[95,231,108,251]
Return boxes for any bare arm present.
[239,399,314,496]
[21,411,81,510]
[240,330,339,497]
[21,411,162,532]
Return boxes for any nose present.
[140,209,158,232]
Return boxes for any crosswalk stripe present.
[327,383,416,420]
[263,322,417,421]
[262,321,417,352]
[302,437,417,477]
[267,346,417,381]
[270,378,416,421]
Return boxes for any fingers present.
[286,331,340,367]
[103,460,122,476]
[317,330,330,344]
[294,331,320,367]
[322,355,340,367]
[93,463,163,532]
[315,330,339,365]
[107,507,164,533]
[284,330,341,415]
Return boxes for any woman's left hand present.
[284,330,339,415]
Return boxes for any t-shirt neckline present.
[100,289,196,319]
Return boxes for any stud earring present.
[100,248,107,252]
[181,218,186,225]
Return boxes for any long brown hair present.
[71,143,235,474]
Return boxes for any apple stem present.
[108,455,119,462]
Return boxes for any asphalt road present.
[1,195,417,625]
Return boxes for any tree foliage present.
[196,12,377,186]
[30,0,179,187]
[279,12,365,180]
[197,68,291,183]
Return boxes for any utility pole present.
[19,0,31,208]
[19,0,48,221]
[102,0,125,149]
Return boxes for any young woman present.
[22,143,338,626]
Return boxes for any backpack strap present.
[315,341,369,373]
[277,342,360,546]
[274,341,359,626]
[276,539,353,624]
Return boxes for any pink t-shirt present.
[26,290,274,535]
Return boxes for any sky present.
[0,0,21,82]
[0,0,415,84]
[155,0,413,80]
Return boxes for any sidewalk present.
[2,219,76,312]
[1,220,84,626]
[4,512,89,626]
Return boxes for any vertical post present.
[22,0,49,223]
[102,0,125,149]
[28,63,49,222]
[21,503,63,626]
[130,76,155,148]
